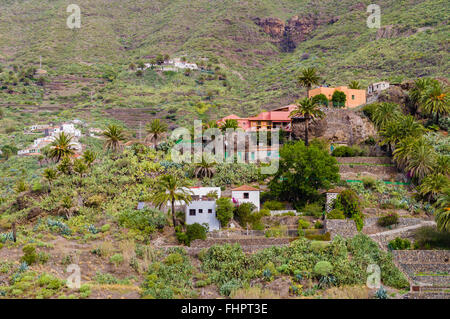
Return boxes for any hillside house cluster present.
[19,122,83,156]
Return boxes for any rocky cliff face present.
[254,14,339,52]
[292,109,376,145]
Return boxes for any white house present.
[368,81,390,95]
[231,185,260,211]
[183,187,221,231]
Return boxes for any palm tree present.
[409,78,435,115]
[434,155,450,176]
[82,150,97,168]
[194,155,216,178]
[380,115,424,154]
[145,119,168,146]
[435,190,450,232]
[220,119,239,132]
[297,67,321,96]
[150,175,192,229]
[49,132,75,162]
[420,81,449,124]
[102,125,125,152]
[42,168,57,187]
[407,141,437,181]
[418,174,449,202]
[393,136,417,170]
[372,102,401,129]
[348,81,362,89]
[290,97,324,146]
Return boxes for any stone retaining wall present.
[363,217,423,235]
[392,250,450,264]
[336,157,392,164]
[324,219,358,239]
[339,164,398,180]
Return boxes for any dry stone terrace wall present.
[323,219,358,239]
[339,164,398,180]
[336,157,392,164]
[392,250,450,264]
[363,217,424,235]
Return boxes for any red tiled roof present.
[232,185,259,191]
[248,111,291,122]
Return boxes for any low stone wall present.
[339,164,398,180]
[392,250,450,264]
[324,219,358,239]
[336,157,392,165]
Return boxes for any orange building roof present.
[232,185,260,191]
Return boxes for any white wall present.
[232,190,260,211]
[185,200,220,231]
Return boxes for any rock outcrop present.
[292,108,376,145]
[254,14,338,52]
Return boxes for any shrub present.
[164,253,184,266]
[220,279,242,296]
[314,261,333,277]
[185,223,207,245]
[84,195,104,208]
[21,244,37,265]
[335,189,364,231]
[234,202,257,227]
[109,254,124,267]
[302,202,323,218]
[298,219,310,230]
[327,209,345,219]
[388,237,411,250]
[362,177,376,189]
[314,221,323,229]
[362,103,377,121]
[413,226,450,250]
[332,146,365,157]
[375,286,388,299]
[79,284,91,298]
[262,200,285,210]
[377,213,399,227]
[215,197,234,227]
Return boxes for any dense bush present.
[335,189,364,231]
[332,146,364,157]
[234,202,257,227]
[301,202,323,218]
[21,244,37,265]
[185,223,207,245]
[413,226,450,250]
[298,218,310,230]
[262,200,285,211]
[215,197,234,227]
[388,237,411,250]
[377,213,399,227]
[314,261,333,277]
[118,208,167,237]
[327,209,345,219]
[362,177,376,189]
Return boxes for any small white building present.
[368,81,390,95]
[231,185,260,211]
[184,187,221,231]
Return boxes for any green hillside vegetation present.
[0,0,448,127]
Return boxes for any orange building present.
[308,86,366,108]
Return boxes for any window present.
[352,95,355,100]
[244,193,249,199]
[198,209,203,214]
[208,209,213,214]
[189,209,196,216]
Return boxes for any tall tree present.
[435,190,450,232]
[290,98,324,146]
[372,102,401,129]
[150,174,192,229]
[194,155,216,178]
[409,78,436,115]
[420,81,449,124]
[145,119,168,146]
[49,132,75,162]
[42,168,57,187]
[220,119,239,132]
[82,150,97,168]
[102,125,125,152]
[407,140,437,181]
[297,67,321,96]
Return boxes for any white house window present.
[244,193,249,199]
[198,209,203,214]
[189,209,196,216]
[208,209,213,214]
